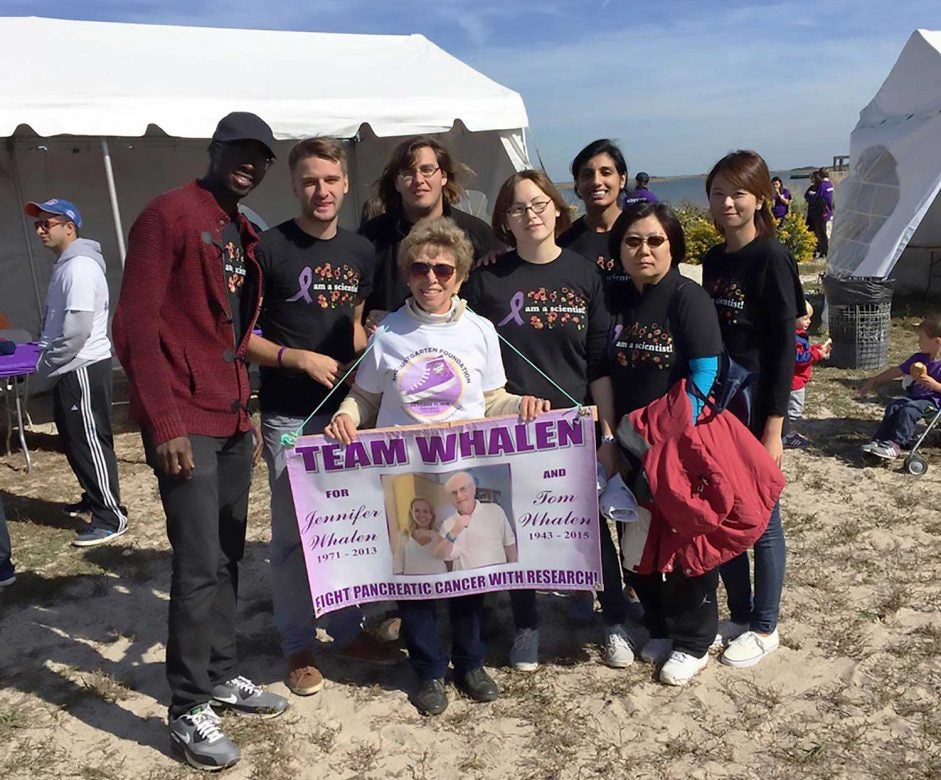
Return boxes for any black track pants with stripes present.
[51,358,126,533]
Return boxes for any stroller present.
[904,404,941,476]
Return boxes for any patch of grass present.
[343,738,381,777]
[80,668,133,704]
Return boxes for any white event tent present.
[0,16,530,335]
[827,29,941,294]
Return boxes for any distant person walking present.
[25,197,127,548]
[804,169,834,258]
[621,171,658,208]
[771,177,792,223]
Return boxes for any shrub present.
[777,210,817,264]
[674,203,721,265]
[674,202,816,265]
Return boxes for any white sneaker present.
[720,629,780,668]
[603,624,635,668]
[509,628,540,672]
[640,637,673,665]
[660,650,709,685]
[711,619,749,649]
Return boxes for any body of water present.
[559,171,815,213]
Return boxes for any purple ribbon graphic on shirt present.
[286,267,314,303]
[612,323,623,342]
[497,291,525,326]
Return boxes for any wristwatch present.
[445,532,458,543]
[600,434,616,444]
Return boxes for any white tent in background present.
[0,16,530,335]
[827,28,941,294]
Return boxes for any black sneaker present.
[63,494,93,517]
[211,676,288,718]
[169,703,240,771]
[412,678,448,716]
[455,667,499,702]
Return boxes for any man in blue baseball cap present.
[24,198,128,548]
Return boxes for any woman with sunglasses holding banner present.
[325,217,547,716]
[605,203,724,685]
[462,170,629,672]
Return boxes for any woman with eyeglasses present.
[325,217,548,716]
[702,150,804,670]
[462,170,628,672]
[606,203,724,685]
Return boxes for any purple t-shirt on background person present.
[818,179,834,221]
[900,352,941,406]
[619,186,658,208]
[772,187,792,220]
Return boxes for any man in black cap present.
[113,111,287,772]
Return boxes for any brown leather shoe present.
[338,632,407,667]
[286,651,324,696]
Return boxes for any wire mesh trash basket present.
[822,276,895,370]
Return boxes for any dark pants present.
[144,431,253,718]
[510,514,628,629]
[0,496,13,581]
[808,218,828,256]
[628,567,719,657]
[874,398,935,446]
[398,594,485,681]
[52,358,126,533]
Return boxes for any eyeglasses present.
[506,199,552,219]
[398,165,440,184]
[623,235,668,249]
[408,262,456,281]
[34,219,67,231]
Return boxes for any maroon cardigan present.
[113,180,262,445]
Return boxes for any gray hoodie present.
[38,238,112,378]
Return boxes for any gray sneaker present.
[169,704,240,771]
[211,676,288,718]
[509,628,540,672]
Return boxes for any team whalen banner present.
[286,409,602,617]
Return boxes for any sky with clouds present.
[4,0,941,177]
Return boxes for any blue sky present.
[4,0,941,177]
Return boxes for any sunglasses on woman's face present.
[408,261,456,281]
[623,235,668,249]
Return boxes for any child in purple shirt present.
[857,314,941,459]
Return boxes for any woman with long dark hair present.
[702,150,804,668]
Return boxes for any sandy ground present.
[1,336,939,779]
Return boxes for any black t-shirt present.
[220,222,248,345]
[702,237,805,428]
[463,248,611,409]
[359,206,504,315]
[255,222,376,417]
[558,217,632,297]
[608,266,723,420]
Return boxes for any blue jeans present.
[261,413,364,655]
[0,496,14,581]
[874,398,935,446]
[719,501,785,634]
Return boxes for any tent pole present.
[7,140,45,333]
[100,137,127,266]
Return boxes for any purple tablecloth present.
[0,343,40,379]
